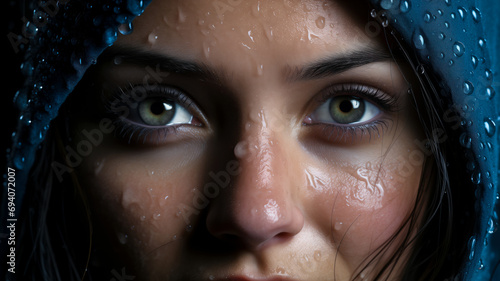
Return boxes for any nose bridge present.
[206,108,304,247]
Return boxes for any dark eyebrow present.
[99,46,223,83]
[287,47,393,81]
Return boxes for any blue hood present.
[3,0,500,280]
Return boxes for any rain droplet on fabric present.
[460,132,472,148]
[438,32,446,40]
[471,55,478,69]
[457,7,466,20]
[485,69,492,80]
[412,32,425,49]
[471,7,481,22]
[399,1,411,13]
[485,86,496,100]
[452,41,465,57]
[423,12,432,23]
[380,0,394,10]
[468,236,476,260]
[478,38,485,48]
[471,170,481,185]
[484,118,496,137]
[463,81,474,95]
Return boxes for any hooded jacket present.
[2,0,499,280]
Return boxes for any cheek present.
[302,148,421,267]
[78,141,208,262]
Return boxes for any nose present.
[206,114,304,249]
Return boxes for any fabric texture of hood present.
[3,0,500,280]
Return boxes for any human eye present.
[105,84,205,145]
[303,84,398,143]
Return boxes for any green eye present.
[139,99,176,126]
[309,95,381,125]
[329,97,365,124]
[135,97,193,127]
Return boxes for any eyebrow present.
[286,47,393,81]
[99,46,223,83]
[100,45,393,83]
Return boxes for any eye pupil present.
[339,100,353,113]
[150,102,171,115]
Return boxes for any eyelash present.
[103,83,398,145]
[307,83,398,143]
[103,84,199,145]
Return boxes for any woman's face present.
[74,0,424,280]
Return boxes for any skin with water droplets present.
[72,0,426,280]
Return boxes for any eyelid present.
[317,83,399,113]
[104,84,202,122]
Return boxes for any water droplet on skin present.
[153,212,161,220]
[252,1,260,17]
[148,31,158,45]
[234,141,249,159]
[118,232,128,244]
[177,6,186,23]
[264,25,274,41]
[463,81,474,95]
[276,267,286,274]
[413,32,425,49]
[471,7,481,22]
[118,22,133,35]
[203,41,211,58]
[314,250,322,261]
[452,42,465,57]
[334,221,343,231]
[315,16,326,29]
[256,64,264,76]
[94,159,106,175]
[186,224,193,232]
[370,9,377,18]
[208,274,215,280]
[399,1,411,13]
[484,118,496,137]
[140,215,146,221]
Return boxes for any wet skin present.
[73,0,426,280]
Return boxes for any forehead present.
[116,0,382,65]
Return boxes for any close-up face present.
[72,0,426,280]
